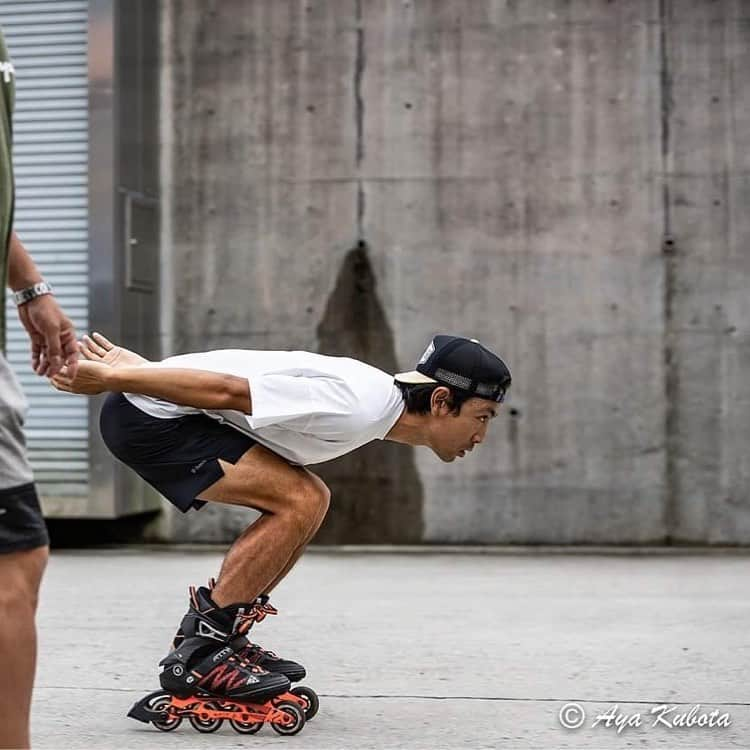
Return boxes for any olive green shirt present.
[0,28,15,352]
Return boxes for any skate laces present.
[205,578,278,635]
[233,596,278,635]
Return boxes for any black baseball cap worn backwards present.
[395,335,512,403]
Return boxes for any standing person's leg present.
[0,542,48,749]
[0,357,50,749]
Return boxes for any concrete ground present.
[31,548,749,749]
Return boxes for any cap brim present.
[394,370,439,385]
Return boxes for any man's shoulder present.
[323,354,393,383]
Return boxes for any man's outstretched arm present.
[51,360,252,414]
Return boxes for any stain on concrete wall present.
[314,243,424,543]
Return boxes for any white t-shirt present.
[123,350,405,466]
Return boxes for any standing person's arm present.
[51,360,252,414]
[8,231,78,377]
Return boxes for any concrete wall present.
[156,0,750,544]
[665,0,750,543]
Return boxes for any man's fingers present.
[79,340,102,361]
[30,338,42,373]
[50,378,72,393]
[45,358,63,377]
[79,341,98,361]
[91,332,114,351]
[82,334,106,357]
[36,349,51,377]
[39,321,63,377]
[52,374,72,387]
[61,335,79,377]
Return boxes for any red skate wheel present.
[188,702,222,733]
[149,694,182,732]
[230,716,263,734]
[271,701,305,736]
[291,685,319,720]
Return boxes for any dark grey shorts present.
[0,483,50,553]
[0,354,34,489]
[99,393,257,513]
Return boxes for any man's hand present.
[79,332,149,368]
[50,360,111,395]
[17,294,78,378]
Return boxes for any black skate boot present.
[206,580,307,681]
[236,596,307,680]
[159,586,290,703]
[193,581,319,720]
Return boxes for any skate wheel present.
[229,716,263,734]
[290,685,320,720]
[149,695,182,732]
[271,700,305,736]
[188,702,223,733]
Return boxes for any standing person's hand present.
[17,295,78,378]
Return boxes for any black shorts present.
[0,483,50,553]
[99,393,257,512]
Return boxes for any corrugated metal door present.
[1,1,88,499]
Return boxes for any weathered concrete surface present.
[31,549,750,748]
[166,0,358,354]
[664,1,750,543]
[361,1,665,543]
[160,1,750,543]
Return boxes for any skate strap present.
[229,633,249,652]
[205,578,278,632]
[190,635,248,678]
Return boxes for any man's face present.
[428,390,499,462]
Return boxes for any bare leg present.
[263,488,330,594]
[0,546,48,750]
[263,542,310,596]
[197,445,330,608]
[212,513,302,604]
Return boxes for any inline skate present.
[128,585,313,734]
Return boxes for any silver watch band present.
[13,281,53,306]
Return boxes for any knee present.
[308,476,330,529]
[285,478,330,537]
[0,546,48,614]
[310,476,330,517]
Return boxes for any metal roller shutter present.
[1,1,89,498]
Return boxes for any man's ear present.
[430,386,452,415]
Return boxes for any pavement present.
[31,548,750,749]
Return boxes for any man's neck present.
[384,407,430,448]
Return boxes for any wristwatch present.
[13,281,53,306]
